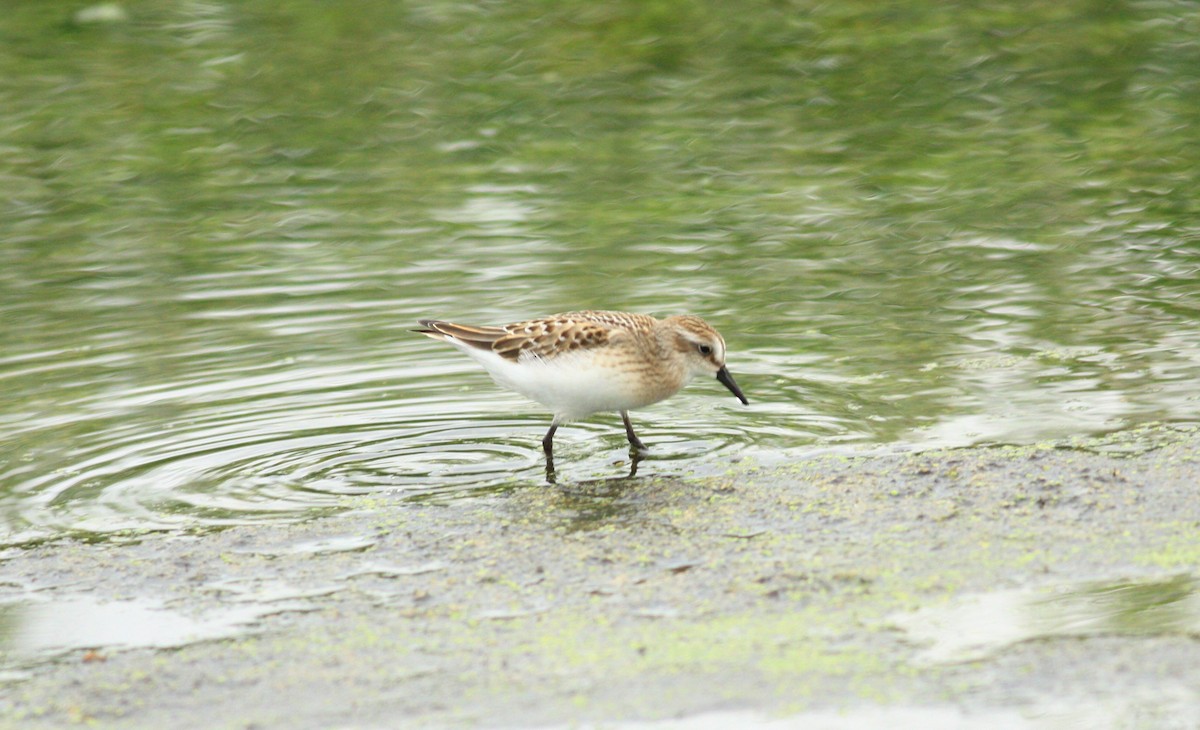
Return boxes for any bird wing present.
[418,311,654,362]
[494,314,623,362]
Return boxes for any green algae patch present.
[525,606,872,678]
[1138,529,1200,571]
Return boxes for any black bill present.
[716,366,749,405]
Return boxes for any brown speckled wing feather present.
[420,311,658,362]
[560,311,658,331]
[494,311,656,362]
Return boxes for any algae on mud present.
[3,425,1200,728]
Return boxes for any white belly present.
[453,345,673,420]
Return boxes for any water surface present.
[3,0,1200,545]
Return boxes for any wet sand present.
[3,424,1200,728]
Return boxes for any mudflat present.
[4,424,1199,728]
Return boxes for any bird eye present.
[698,344,713,356]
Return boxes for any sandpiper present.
[415,310,748,454]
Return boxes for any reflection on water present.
[0,595,271,663]
[3,0,1200,543]
[892,575,1200,664]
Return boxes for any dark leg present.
[542,420,559,484]
[627,449,642,478]
[542,421,559,454]
[621,410,647,451]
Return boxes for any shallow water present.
[892,575,1200,665]
[3,0,1200,545]
[0,595,274,659]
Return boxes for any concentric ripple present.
[2,363,489,544]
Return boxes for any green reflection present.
[896,575,1200,663]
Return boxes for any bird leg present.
[621,410,647,451]
[542,420,559,454]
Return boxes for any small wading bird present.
[415,311,748,458]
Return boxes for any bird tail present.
[414,319,506,352]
